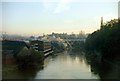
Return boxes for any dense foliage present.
[51,41,65,53]
[71,41,85,52]
[85,19,120,60]
[16,47,44,69]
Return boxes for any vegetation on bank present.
[16,47,44,69]
[85,19,120,60]
[71,41,85,52]
[51,41,65,53]
[84,19,120,79]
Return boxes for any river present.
[3,51,120,80]
[34,51,99,79]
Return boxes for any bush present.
[16,47,44,69]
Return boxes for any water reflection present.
[85,52,120,80]
[4,51,119,80]
[35,51,98,79]
[3,65,43,80]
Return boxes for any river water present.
[4,51,120,80]
[34,51,99,79]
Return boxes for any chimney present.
[101,17,103,29]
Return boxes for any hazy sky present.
[2,0,119,36]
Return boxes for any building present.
[30,40,53,56]
[2,40,29,65]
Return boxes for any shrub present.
[16,47,44,69]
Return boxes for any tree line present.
[85,19,120,61]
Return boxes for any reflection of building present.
[30,40,53,56]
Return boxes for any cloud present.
[42,0,72,14]
[53,6,70,14]
[42,0,54,10]
[42,0,118,14]
[53,0,72,14]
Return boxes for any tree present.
[16,47,44,69]
[85,19,120,61]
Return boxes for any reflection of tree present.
[69,52,86,65]
[17,66,42,79]
[2,63,43,79]
[85,52,120,80]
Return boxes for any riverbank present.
[2,65,18,79]
[2,63,44,79]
